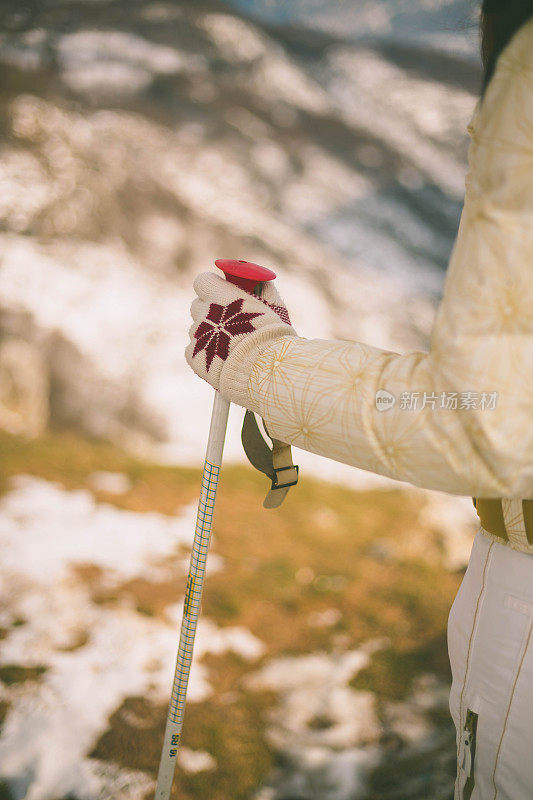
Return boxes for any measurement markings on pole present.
[167,458,221,726]
[182,460,219,619]
[183,575,197,617]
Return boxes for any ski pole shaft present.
[155,260,276,800]
[155,391,230,800]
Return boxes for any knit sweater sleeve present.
[220,21,533,498]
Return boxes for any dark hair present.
[480,0,533,94]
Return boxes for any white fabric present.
[185,272,296,403]
[448,531,533,799]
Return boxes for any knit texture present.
[186,272,296,397]
[220,329,297,408]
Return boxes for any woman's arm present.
[221,24,533,498]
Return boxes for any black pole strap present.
[241,410,299,508]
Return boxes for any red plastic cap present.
[215,259,276,292]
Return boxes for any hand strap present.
[241,410,299,508]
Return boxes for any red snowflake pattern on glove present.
[193,299,264,372]
[262,300,291,325]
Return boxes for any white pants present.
[448,531,533,800]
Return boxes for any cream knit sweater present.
[220,20,533,502]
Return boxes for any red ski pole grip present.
[215,259,276,293]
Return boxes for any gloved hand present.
[185,271,296,406]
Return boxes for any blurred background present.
[0,1,482,798]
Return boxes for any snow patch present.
[57,31,201,97]
[200,12,267,62]
[0,474,201,583]
[246,646,384,800]
[245,647,381,749]
[326,46,475,198]
[87,471,133,495]
[0,476,264,799]
[417,489,477,570]
[177,747,217,773]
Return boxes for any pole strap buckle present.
[272,464,299,490]
[241,410,299,508]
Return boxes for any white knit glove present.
[185,272,296,407]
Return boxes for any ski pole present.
[155,259,276,800]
